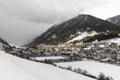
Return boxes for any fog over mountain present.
[0,0,119,46]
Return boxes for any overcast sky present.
[0,0,120,46]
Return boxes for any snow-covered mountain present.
[0,50,95,80]
[107,15,120,26]
[26,14,119,46]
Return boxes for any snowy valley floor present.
[56,61,120,80]
[0,50,95,80]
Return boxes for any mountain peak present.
[73,14,96,20]
[26,14,119,47]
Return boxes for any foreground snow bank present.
[0,50,95,80]
[56,61,120,80]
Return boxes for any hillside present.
[107,15,120,26]
[81,31,120,43]
[0,50,95,80]
[0,37,10,46]
[56,61,120,80]
[27,14,119,46]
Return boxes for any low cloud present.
[0,0,107,46]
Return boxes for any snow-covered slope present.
[106,38,120,45]
[67,31,97,43]
[0,50,95,80]
[56,61,120,80]
[101,38,120,45]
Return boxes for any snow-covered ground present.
[67,31,97,43]
[104,38,120,45]
[0,50,95,80]
[30,56,66,61]
[56,61,120,80]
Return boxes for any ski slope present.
[56,61,120,80]
[0,50,95,80]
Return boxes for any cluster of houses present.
[0,40,120,63]
[34,42,120,62]
[35,43,81,54]
[78,42,120,62]
[0,43,35,59]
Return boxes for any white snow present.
[68,31,97,43]
[0,50,95,80]
[30,56,66,61]
[102,38,120,45]
[84,46,92,50]
[100,58,109,62]
[99,45,105,48]
[56,61,120,80]
[51,34,56,39]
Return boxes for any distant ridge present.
[107,15,120,26]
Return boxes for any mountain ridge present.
[0,37,10,46]
[26,14,120,47]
